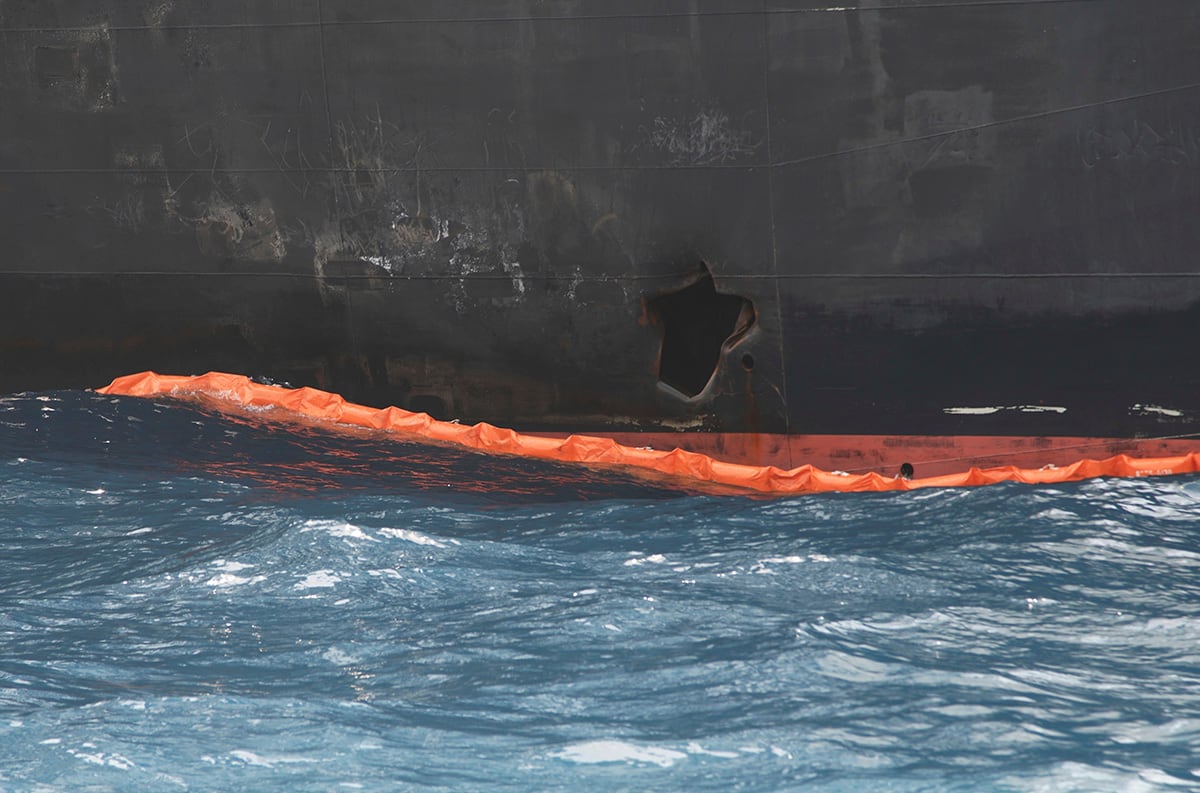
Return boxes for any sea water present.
[1,390,1199,792]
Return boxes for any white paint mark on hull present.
[943,405,1067,416]
[1131,404,1185,418]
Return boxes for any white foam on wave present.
[1104,717,1200,745]
[1032,508,1078,521]
[204,560,266,588]
[303,520,376,542]
[1117,496,1197,521]
[229,749,317,768]
[323,647,361,666]
[815,650,897,683]
[1006,761,1198,791]
[685,742,739,759]
[205,573,267,588]
[557,741,758,764]
[377,528,447,547]
[760,555,806,565]
[623,553,666,567]
[552,740,687,768]
[1039,535,1200,568]
[67,747,136,770]
[294,570,341,590]
[751,555,815,574]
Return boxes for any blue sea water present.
[2,391,1200,792]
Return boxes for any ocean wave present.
[1,391,1199,790]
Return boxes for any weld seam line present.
[1,271,1198,281]
[8,80,1198,177]
[0,1,1110,34]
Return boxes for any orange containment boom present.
[97,371,1200,495]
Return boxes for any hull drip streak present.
[99,372,1200,495]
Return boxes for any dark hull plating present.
[2,1,1199,470]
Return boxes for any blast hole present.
[407,395,447,421]
[648,266,755,398]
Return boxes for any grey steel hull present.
[2,1,1199,471]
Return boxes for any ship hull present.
[2,1,1199,473]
